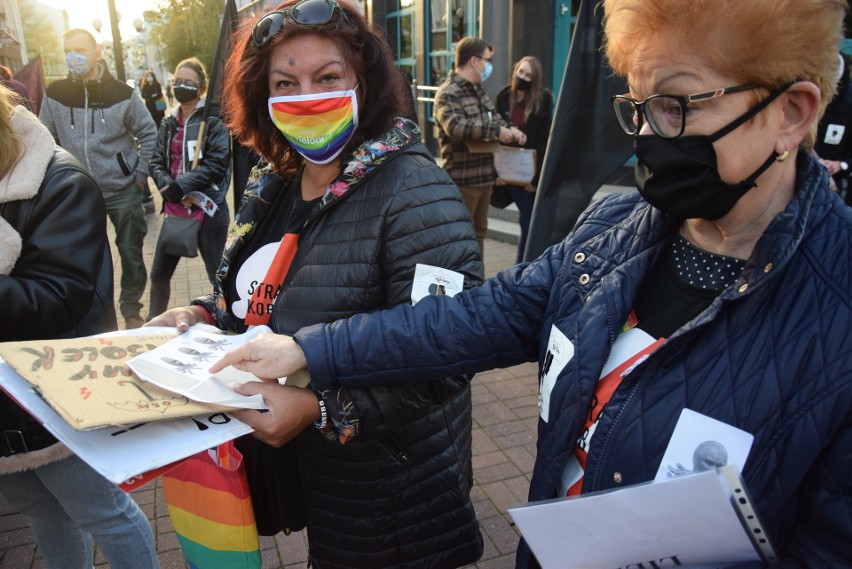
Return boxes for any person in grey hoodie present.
[39,28,157,329]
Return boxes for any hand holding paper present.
[145,305,209,332]
[229,381,321,447]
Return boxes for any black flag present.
[523,0,634,261]
[192,0,238,168]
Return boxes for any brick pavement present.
[0,195,539,569]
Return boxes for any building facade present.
[0,0,26,72]
[366,0,578,153]
[235,0,578,154]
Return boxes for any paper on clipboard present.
[508,465,776,569]
[127,325,310,409]
[493,147,536,186]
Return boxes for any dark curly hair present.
[222,0,406,174]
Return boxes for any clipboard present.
[508,465,776,568]
[464,139,502,153]
[493,147,537,186]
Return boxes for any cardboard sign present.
[0,357,252,485]
[494,147,537,186]
[0,328,232,429]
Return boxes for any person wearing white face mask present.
[146,1,484,567]
[434,36,527,255]
[39,28,156,329]
[139,70,166,129]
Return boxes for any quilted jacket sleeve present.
[781,419,852,566]
[379,153,483,304]
[296,239,567,392]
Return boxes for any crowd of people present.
[0,0,850,567]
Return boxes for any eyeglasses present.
[173,79,199,89]
[477,55,493,64]
[612,84,758,138]
[252,0,349,48]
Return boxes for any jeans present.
[509,185,536,263]
[105,183,148,319]
[458,184,493,256]
[0,454,159,569]
[147,202,230,320]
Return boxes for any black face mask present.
[634,83,790,220]
[173,85,199,103]
[513,76,532,92]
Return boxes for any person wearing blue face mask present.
[39,28,157,330]
[434,36,527,255]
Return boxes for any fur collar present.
[0,106,55,275]
[0,442,72,475]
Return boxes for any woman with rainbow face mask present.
[146,0,484,567]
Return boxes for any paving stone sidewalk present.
[0,198,539,569]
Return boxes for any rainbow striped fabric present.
[162,442,261,569]
[268,90,358,164]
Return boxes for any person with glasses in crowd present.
[210,0,852,566]
[147,1,484,567]
[495,55,554,263]
[146,57,230,322]
[0,85,158,569]
[434,36,527,255]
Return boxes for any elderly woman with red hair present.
[212,0,852,566]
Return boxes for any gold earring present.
[776,150,790,162]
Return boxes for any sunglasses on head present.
[252,0,349,48]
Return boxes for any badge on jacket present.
[824,124,845,145]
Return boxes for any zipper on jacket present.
[83,85,93,174]
[585,369,644,492]
[376,431,413,467]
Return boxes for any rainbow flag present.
[269,93,356,164]
[163,443,261,569]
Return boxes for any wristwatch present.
[841,161,849,172]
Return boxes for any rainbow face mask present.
[268,89,359,164]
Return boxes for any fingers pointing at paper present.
[208,332,308,380]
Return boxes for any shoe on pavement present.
[125,315,145,329]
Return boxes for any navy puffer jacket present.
[297,152,852,567]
